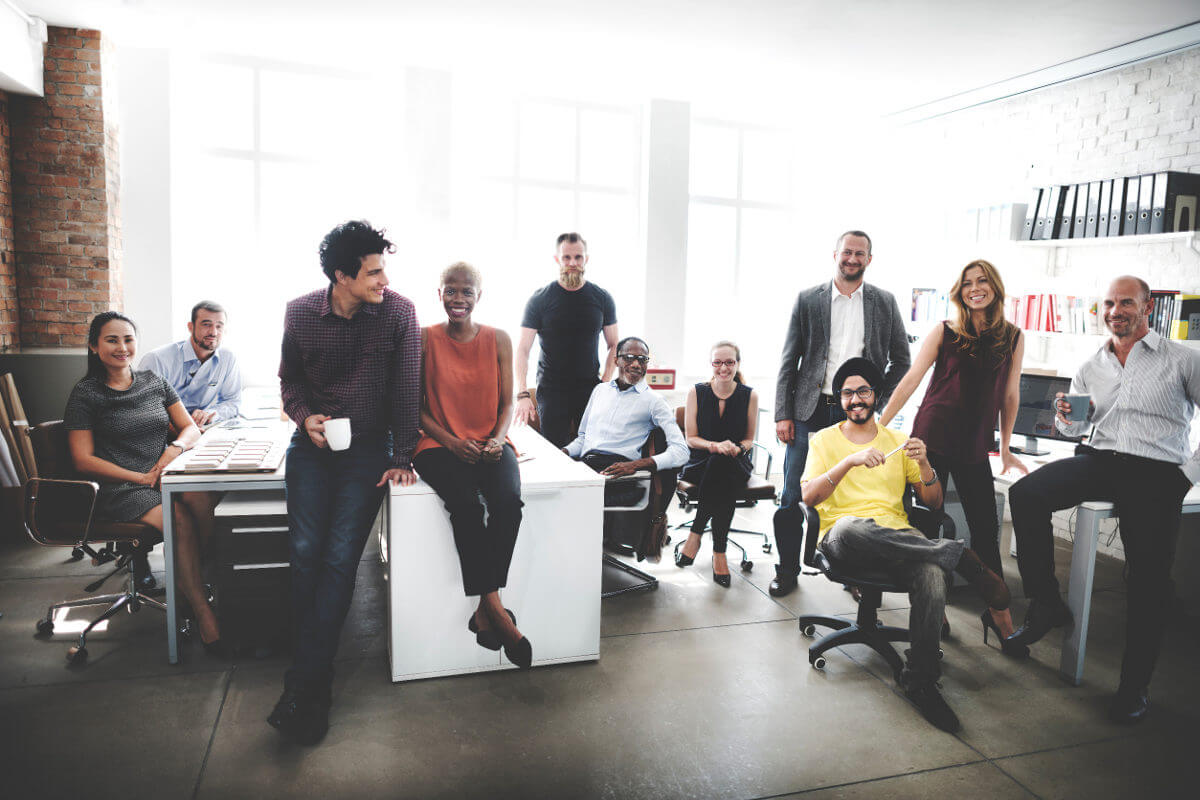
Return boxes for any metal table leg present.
[1061,502,1106,685]
[162,485,179,665]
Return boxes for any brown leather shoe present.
[955,548,1010,610]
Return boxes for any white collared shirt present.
[565,379,689,470]
[1057,330,1200,481]
[822,280,865,393]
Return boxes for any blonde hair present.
[711,340,745,384]
[440,261,482,289]
[948,259,1019,365]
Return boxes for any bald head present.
[1103,275,1152,341]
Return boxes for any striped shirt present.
[1057,330,1200,482]
[279,286,421,469]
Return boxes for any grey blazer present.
[774,281,912,423]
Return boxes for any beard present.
[559,269,585,290]
[844,400,875,425]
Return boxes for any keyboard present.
[165,436,287,474]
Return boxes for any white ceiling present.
[14,0,1200,114]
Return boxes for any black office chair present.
[795,493,955,680]
[599,427,679,598]
[671,407,776,573]
[24,421,166,665]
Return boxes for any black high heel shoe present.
[712,569,731,588]
[503,636,533,669]
[981,609,1030,658]
[674,540,696,568]
[468,608,517,652]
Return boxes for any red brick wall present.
[10,28,120,348]
[0,89,17,352]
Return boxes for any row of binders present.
[1020,171,1200,240]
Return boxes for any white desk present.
[991,451,1200,686]
[160,421,294,664]
[384,425,605,682]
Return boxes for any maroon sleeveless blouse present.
[911,322,1017,463]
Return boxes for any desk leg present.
[1061,506,1102,686]
[162,486,179,665]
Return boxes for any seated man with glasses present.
[563,336,688,496]
[802,357,1010,733]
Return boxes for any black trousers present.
[928,451,1003,578]
[1009,447,1192,690]
[412,445,524,597]
[537,381,598,449]
[680,454,751,554]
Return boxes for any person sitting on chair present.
[563,336,688,489]
[64,312,218,652]
[675,340,759,587]
[412,262,530,669]
[801,357,1010,733]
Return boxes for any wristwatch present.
[921,471,938,487]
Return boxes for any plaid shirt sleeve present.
[279,301,314,429]
[388,299,422,469]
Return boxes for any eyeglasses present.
[618,354,650,364]
[711,360,738,368]
[839,386,875,399]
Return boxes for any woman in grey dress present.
[64,312,222,653]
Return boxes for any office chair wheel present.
[762,543,772,554]
[70,547,85,561]
[801,624,816,637]
[938,649,944,660]
[36,618,54,636]
[67,645,88,665]
[812,655,827,670]
[741,560,753,572]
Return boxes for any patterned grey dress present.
[63,370,181,522]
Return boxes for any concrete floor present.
[1,504,1197,800]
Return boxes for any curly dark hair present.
[318,220,396,283]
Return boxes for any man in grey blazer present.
[769,230,912,596]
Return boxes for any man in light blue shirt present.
[140,300,242,426]
[564,337,688,475]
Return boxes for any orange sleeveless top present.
[414,324,503,457]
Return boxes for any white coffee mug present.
[324,417,352,451]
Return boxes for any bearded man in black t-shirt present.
[514,232,619,447]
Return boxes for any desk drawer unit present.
[214,492,291,651]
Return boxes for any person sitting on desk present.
[1006,275,1200,724]
[64,312,216,650]
[675,340,760,587]
[411,262,531,669]
[140,300,242,428]
[878,259,1028,653]
[563,336,688,499]
[803,357,1010,732]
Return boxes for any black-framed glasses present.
[618,354,650,364]
[839,386,875,399]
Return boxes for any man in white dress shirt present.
[564,336,688,479]
[1008,275,1200,724]
[770,231,911,596]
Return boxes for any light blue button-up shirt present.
[565,380,688,470]
[140,340,243,420]
[1057,330,1200,482]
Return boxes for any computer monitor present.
[1005,373,1084,456]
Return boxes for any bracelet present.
[516,391,531,400]
[921,471,939,487]
[825,473,836,488]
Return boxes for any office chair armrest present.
[603,471,652,512]
[749,441,772,478]
[23,477,101,547]
[604,470,652,484]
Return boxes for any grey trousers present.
[819,517,964,681]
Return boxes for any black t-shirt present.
[521,281,617,389]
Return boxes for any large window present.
[170,56,404,385]
[686,120,794,380]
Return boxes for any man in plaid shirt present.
[269,220,420,745]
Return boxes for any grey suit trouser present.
[819,517,964,681]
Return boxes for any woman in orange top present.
[412,262,530,668]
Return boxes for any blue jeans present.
[284,431,388,690]
[779,399,846,508]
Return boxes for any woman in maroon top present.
[880,259,1028,654]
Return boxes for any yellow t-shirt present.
[801,423,923,539]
